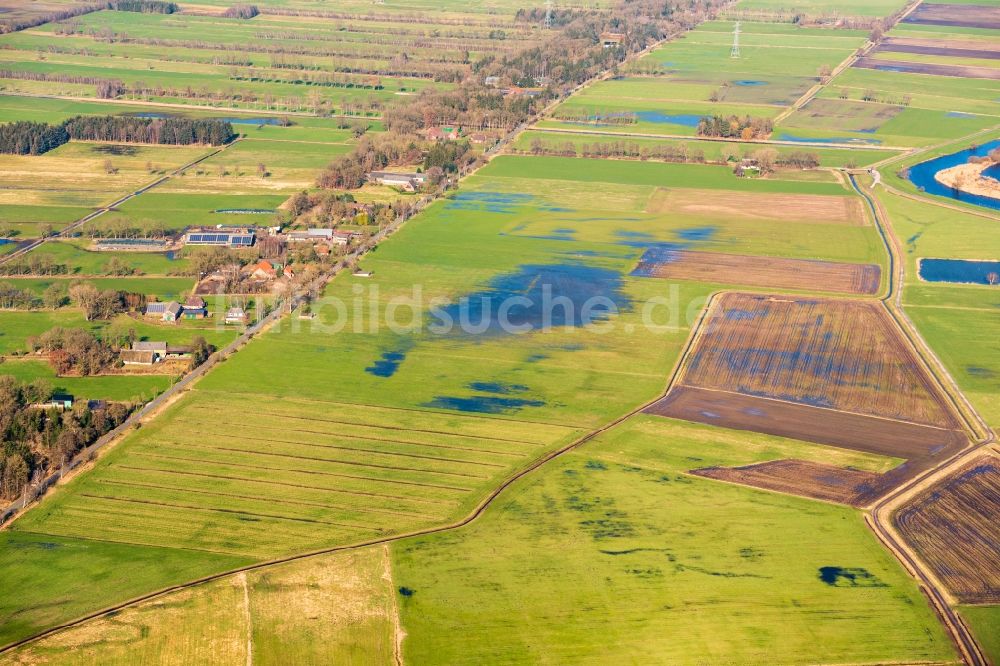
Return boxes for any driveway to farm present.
[0,137,243,266]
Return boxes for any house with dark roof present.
[163,301,183,322]
[132,341,168,355]
[121,349,157,365]
[144,302,168,318]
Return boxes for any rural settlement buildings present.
[369,171,428,192]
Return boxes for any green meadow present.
[0,359,172,401]
[961,605,1000,666]
[19,240,190,276]
[779,18,1000,148]
[2,546,396,665]
[393,416,954,664]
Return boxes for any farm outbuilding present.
[162,302,183,322]
[185,229,255,248]
[369,171,427,191]
[600,32,624,48]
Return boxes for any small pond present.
[919,258,1000,285]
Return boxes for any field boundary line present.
[385,543,405,666]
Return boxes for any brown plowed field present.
[632,251,881,295]
[645,294,969,500]
[679,294,959,427]
[894,456,1000,603]
[646,188,868,225]
[691,458,880,506]
[855,57,1000,81]
[902,3,1000,30]
[877,39,1000,61]
[647,386,965,460]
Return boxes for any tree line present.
[0,121,69,156]
[63,115,235,146]
[0,115,234,155]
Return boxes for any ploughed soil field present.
[691,459,881,506]
[645,189,868,226]
[855,57,1000,81]
[649,387,965,461]
[876,38,1000,61]
[632,250,881,295]
[894,455,1000,603]
[647,293,968,502]
[902,3,1000,30]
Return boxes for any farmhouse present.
[483,75,501,87]
[133,341,168,356]
[600,32,624,48]
[31,393,74,410]
[734,158,761,178]
[422,126,461,141]
[225,306,248,324]
[184,228,255,248]
[369,171,427,191]
[249,260,278,280]
[123,341,168,364]
[182,296,208,319]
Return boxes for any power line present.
[730,20,740,58]
[544,0,553,29]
